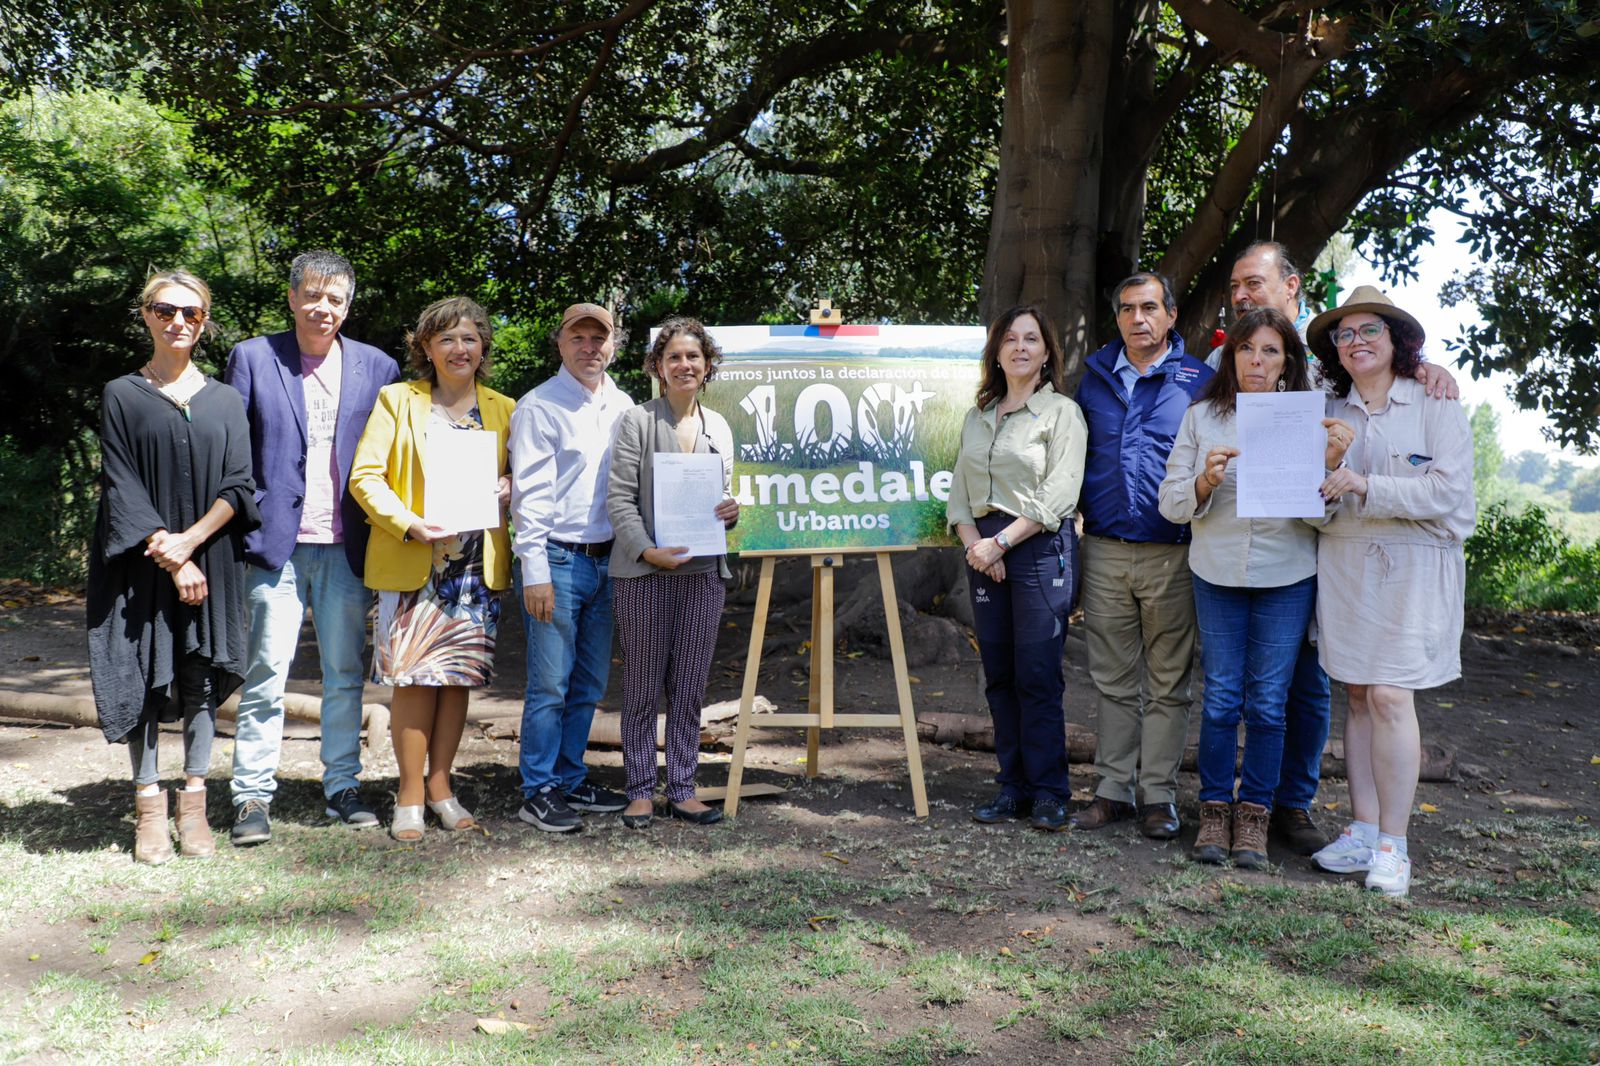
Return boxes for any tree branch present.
[606,26,989,185]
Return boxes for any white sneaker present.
[1312,826,1374,873]
[1365,844,1412,897]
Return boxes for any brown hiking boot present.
[1270,806,1329,856]
[1191,801,1232,864]
[133,790,174,865]
[1231,802,1271,869]
[175,787,215,859]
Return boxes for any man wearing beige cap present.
[509,303,635,831]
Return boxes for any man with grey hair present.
[224,250,400,844]
[1071,272,1215,841]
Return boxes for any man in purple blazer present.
[223,250,400,845]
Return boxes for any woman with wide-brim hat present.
[1304,285,1475,898]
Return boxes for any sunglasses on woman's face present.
[146,302,207,324]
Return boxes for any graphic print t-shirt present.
[297,350,343,543]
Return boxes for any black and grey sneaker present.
[325,787,381,829]
[563,780,627,813]
[231,799,271,846]
[519,789,581,832]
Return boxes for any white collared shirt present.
[509,365,635,584]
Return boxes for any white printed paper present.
[652,452,728,557]
[424,429,500,532]
[1236,392,1326,519]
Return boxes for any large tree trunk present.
[978,0,1115,372]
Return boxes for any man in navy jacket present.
[1070,273,1213,841]
[223,250,400,845]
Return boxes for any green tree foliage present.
[7,1,1600,444]
[1470,403,1504,495]
[1466,502,1600,612]
[1501,450,1551,487]
[0,89,280,449]
[1569,467,1600,514]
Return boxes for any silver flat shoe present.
[390,803,425,842]
[426,796,477,831]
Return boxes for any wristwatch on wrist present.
[994,531,1012,552]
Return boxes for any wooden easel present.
[724,547,929,817]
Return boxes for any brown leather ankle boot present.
[1231,802,1271,869]
[175,787,215,858]
[1191,801,1232,864]
[133,790,174,865]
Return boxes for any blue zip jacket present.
[1076,330,1215,544]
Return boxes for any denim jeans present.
[232,543,372,806]
[517,546,613,797]
[1276,637,1331,810]
[1192,573,1317,808]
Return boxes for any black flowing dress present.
[87,374,260,745]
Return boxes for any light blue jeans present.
[232,543,372,806]
[517,546,613,797]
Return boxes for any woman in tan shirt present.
[946,305,1088,832]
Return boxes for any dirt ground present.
[0,561,1597,1061]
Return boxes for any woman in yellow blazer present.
[351,297,514,842]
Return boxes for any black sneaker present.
[1029,798,1070,833]
[563,781,627,813]
[325,787,380,829]
[973,792,1033,824]
[519,789,581,832]
[231,799,271,846]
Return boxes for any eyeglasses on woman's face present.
[1330,321,1386,348]
[146,302,207,324]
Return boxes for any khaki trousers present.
[1082,536,1195,806]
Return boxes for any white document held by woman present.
[652,452,728,556]
[1236,392,1326,519]
[424,429,501,531]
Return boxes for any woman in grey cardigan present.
[606,318,740,828]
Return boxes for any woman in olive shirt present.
[946,305,1089,832]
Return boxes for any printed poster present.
[655,324,984,552]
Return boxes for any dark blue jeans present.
[1192,573,1317,808]
[516,547,614,797]
[1276,637,1331,810]
[968,515,1077,804]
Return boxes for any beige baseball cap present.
[559,302,614,334]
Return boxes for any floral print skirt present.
[373,531,499,687]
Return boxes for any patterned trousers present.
[612,570,726,802]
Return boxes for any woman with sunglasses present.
[1304,287,1474,898]
[88,270,259,863]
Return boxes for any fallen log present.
[913,710,1457,782]
[0,688,392,744]
[485,696,772,751]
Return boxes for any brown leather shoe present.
[1138,801,1180,840]
[1270,806,1329,856]
[1191,801,1231,864]
[133,790,174,865]
[1231,801,1270,869]
[175,787,215,859]
[1069,796,1135,830]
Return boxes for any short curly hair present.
[1317,313,1425,398]
[407,297,494,383]
[645,317,722,388]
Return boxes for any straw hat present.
[1306,285,1424,364]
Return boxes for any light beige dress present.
[1316,376,1475,688]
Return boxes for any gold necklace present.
[144,361,196,422]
